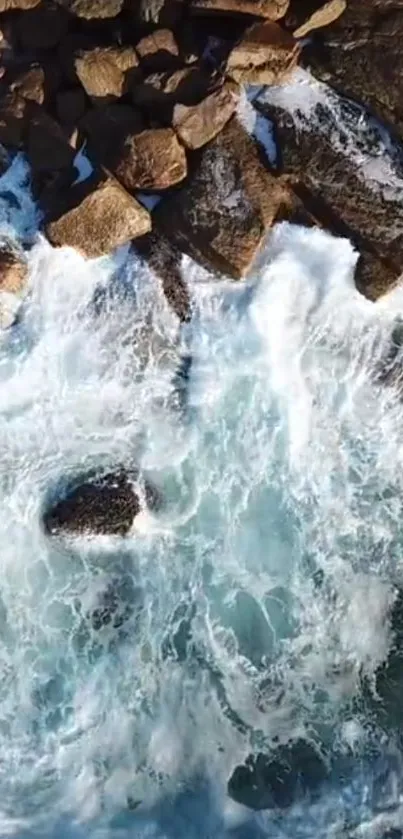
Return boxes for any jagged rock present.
[55,0,124,18]
[80,103,145,165]
[0,239,28,294]
[228,740,328,810]
[226,21,300,85]
[0,0,40,9]
[43,470,161,537]
[285,0,346,38]
[303,1,403,142]
[190,0,289,18]
[113,128,187,192]
[75,47,139,103]
[135,29,180,73]
[156,117,292,278]
[259,100,403,299]
[15,0,68,50]
[56,87,87,125]
[172,81,239,149]
[9,66,45,105]
[136,231,191,322]
[131,66,212,123]
[46,173,151,258]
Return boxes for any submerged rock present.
[228,739,328,810]
[86,575,142,631]
[43,469,161,537]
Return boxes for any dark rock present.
[113,128,187,192]
[131,66,213,124]
[156,116,293,278]
[15,0,68,51]
[190,0,290,18]
[136,230,191,322]
[56,87,87,126]
[46,172,151,258]
[25,103,75,173]
[260,101,403,300]
[55,0,124,18]
[226,21,300,85]
[135,29,180,73]
[43,469,161,537]
[80,103,145,165]
[0,92,28,149]
[172,80,239,150]
[228,739,328,811]
[9,65,46,105]
[303,1,403,143]
[137,0,185,26]
[284,0,346,38]
[75,46,139,103]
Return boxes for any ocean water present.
[1,90,403,838]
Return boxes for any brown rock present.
[190,0,289,18]
[9,66,45,105]
[173,81,239,150]
[285,0,346,38]
[15,1,68,50]
[135,29,179,73]
[56,87,87,125]
[55,0,124,18]
[0,0,40,9]
[303,1,403,142]
[0,240,27,294]
[156,117,291,277]
[113,128,187,192]
[136,231,191,322]
[25,103,75,173]
[226,21,300,85]
[75,47,139,103]
[261,100,403,299]
[80,103,145,165]
[46,174,151,258]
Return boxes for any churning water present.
[2,103,403,837]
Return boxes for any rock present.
[131,66,212,123]
[259,100,403,299]
[190,0,289,19]
[75,47,139,103]
[46,173,151,259]
[303,1,403,142]
[226,21,300,85]
[113,128,187,192]
[55,0,124,18]
[285,0,347,38]
[136,231,191,322]
[135,29,180,73]
[15,1,68,51]
[86,575,142,630]
[228,739,328,810]
[156,117,292,278]
[137,0,184,26]
[0,239,27,294]
[0,0,40,9]
[173,81,239,150]
[56,87,87,126]
[25,103,75,173]
[80,103,145,166]
[0,92,28,149]
[0,144,10,176]
[43,469,160,537]
[9,66,45,105]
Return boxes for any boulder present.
[136,231,191,322]
[55,0,124,18]
[43,469,160,537]
[259,100,403,299]
[285,0,347,38]
[156,117,292,278]
[46,173,151,258]
[0,239,28,294]
[56,87,87,125]
[228,740,328,810]
[0,92,28,149]
[113,128,187,192]
[0,0,40,9]
[131,66,212,123]
[25,103,75,173]
[172,81,239,150]
[75,47,139,103]
[80,103,145,165]
[135,29,179,73]
[226,21,300,85]
[303,1,403,142]
[189,0,290,18]
[9,66,45,105]
[15,1,68,50]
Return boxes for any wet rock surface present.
[43,469,161,537]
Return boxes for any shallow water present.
[2,113,403,838]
